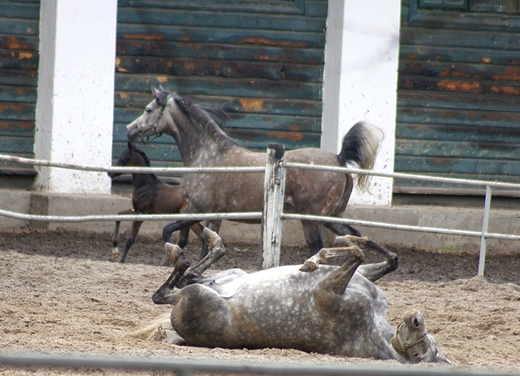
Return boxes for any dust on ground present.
[1,228,519,375]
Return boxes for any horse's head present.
[126,86,180,143]
[108,141,150,179]
[392,310,451,364]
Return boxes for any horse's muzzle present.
[126,123,140,142]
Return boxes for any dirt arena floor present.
[1,227,519,375]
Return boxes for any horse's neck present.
[131,173,158,189]
[171,125,239,166]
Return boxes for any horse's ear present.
[151,87,160,99]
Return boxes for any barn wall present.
[396,0,520,194]
[6,1,518,196]
[0,0,327,172]
[113,0,328,167]
[0,0,38,173]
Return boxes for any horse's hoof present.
[112,247,120,259]
[299,260,317,273]
[164,243,183,261]
[203,228,221,249]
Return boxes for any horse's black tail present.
[337,122,383,191]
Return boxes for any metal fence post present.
[259,144,286,269]
[478,185,492,277]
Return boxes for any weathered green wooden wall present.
[397,0,520,194]
[0,0,38,171]
[113,0,328,167]
[7,0,518,195]
[0,0,327,171]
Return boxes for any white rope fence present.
[1,151,519,276]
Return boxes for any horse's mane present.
[131,144,160,182]
[166,91,242,149]
[133,145,152,167]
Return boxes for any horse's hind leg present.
[163,219,200,243]
[300,244,363,272]
[177,226,191,249]
[152,243,191,304]
[177,228,226,287]
[324,222,361,237]
[190,222,206,260]
[302,245,364,295]
[335,235,398,282]
[301,220,325,256]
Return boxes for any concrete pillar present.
[322,0,401,206]
[34,0,118,194]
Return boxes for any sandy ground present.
[1,228,519,375]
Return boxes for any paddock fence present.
[1,147,520,276]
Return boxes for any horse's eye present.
[146,108,152,113]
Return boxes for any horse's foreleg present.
[198,220,222,259]
[324,222,362,237]
[112,208,134,260]
[152,243,191,304]
[178,228,226,287]
[120,220,143,263]
[335,235,398,282]
[300,220,324,256]
[112,221,121,258]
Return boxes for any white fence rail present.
[2,352,520,376]
[1,149,520,276]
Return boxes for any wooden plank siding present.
[113,0,328,167]
[0,0,327,173]
[396,0,520,194]
[0,0,39,173]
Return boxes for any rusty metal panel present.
[396,0,520,194]
[113,0,328,165]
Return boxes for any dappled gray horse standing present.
[126,88,383,256]
[151,229,450,364]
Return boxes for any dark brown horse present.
[108,141,204,263]
[126,87,383,256]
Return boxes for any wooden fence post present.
[259,144,286,269]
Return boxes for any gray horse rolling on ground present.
[148,229,450,364]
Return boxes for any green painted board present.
[117,8,326,32]
[116,24,325,49]
[116,40,324,64]
[114,92,322,117]
[397,0,520,192]
[115,75,322,100]
[115,56,323,82]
